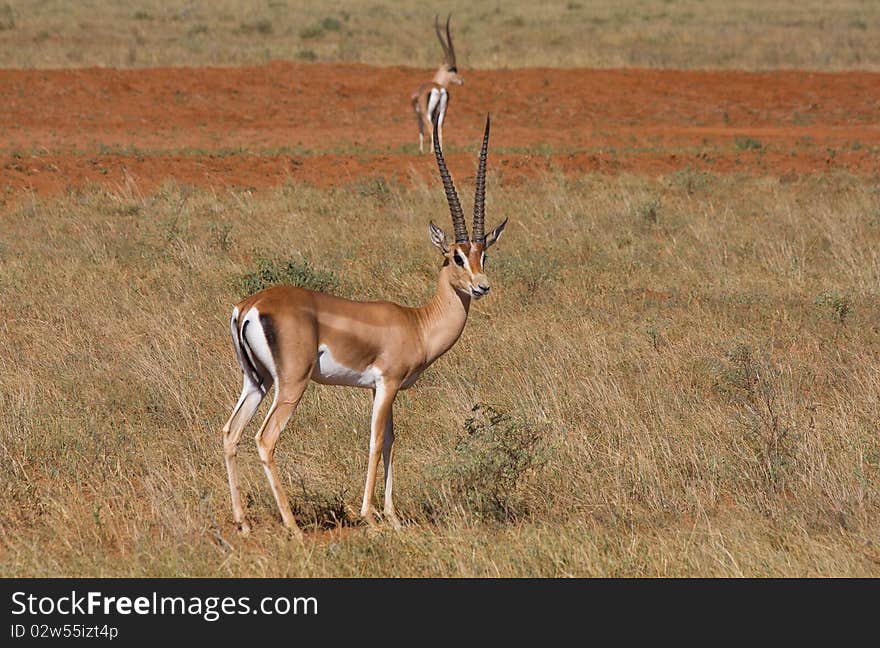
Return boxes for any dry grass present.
[1,0,880,70]
[1,171,878,576]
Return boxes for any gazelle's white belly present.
[312,344,382,388]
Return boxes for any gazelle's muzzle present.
[470,277,490,299]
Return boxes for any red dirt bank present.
[1,62,878,195]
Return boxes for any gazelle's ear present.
[484,217,508,249]
[428,221,450,254]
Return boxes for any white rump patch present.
[313,344,381,389]
[240,307,278,384]
[427,88,447,123]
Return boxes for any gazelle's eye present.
[453,253,465,267]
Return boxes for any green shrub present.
[321,17,342,32]
[295,49,318,62]
[423,404,548,523]
[735,136,763,151]
[237,256,340,295]
[299,24,324,39]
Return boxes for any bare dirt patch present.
[2,62,879,195]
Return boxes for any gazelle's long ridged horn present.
[435,15,450,64]
[433,119,468,243]
[445,14,457,69]
[472,114,491,243]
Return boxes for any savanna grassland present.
[2,173,879,576]
[2,0,880,70]
[1,2,879,577]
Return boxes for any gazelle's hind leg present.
[436,91,449,152]
[222,306,271,534]
[222,378,268,534]
[426,89,442,153]
[254,378,310,538]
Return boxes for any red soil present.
[1,62,879,195]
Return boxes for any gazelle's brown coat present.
[221,117,507,536]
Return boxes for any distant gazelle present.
[411,14,464,153]
[221,116,507,536]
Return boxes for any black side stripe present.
[239,320,265,392]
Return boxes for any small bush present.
[735,136,763,151]
[715,344,798,492]
[321,17,342,32]
[636,197,661,224]
[299,25,324,39]
[423,404,547,523]
[815,291,852,323]
[354,176,393,203]
[237,256,340,295]
[668,167,710,194]
[210,222,234,252]
[241,18,273,35]
[295,49,318,62]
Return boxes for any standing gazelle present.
[221,116,507,536]
[411,14,464,153]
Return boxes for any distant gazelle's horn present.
[435,15,450,64]
[472,114,491,244]
[433,119,468,243]
[445,14,457,69]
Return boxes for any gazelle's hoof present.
[238,520,251,536]
[281,516,305,541]
[360,509,379,529]
[383,511,403,531]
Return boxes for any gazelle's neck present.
[432,66,451,87]
[416,264,471,364]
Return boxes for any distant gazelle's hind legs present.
[435,91,448,153]
[221,379,267,535]
[254,378,310,540]
[361,379,401,527]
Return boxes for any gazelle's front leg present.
[361,378,399,525]
[382,409,402,529]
